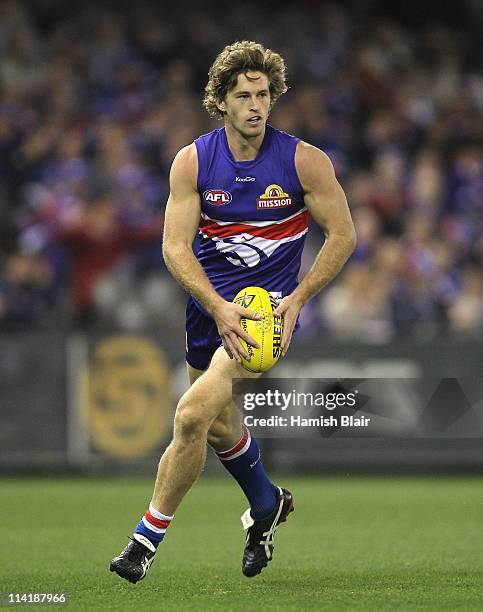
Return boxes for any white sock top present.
[149,503,174,521]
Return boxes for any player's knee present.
[174,397,209,441]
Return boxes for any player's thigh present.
[177,347,260,431]
[187,363,205,386]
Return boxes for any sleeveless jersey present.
[194,124,308,310]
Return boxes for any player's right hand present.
[212,301,261,362]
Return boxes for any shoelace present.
[248,499,285,561]
[258,524,281,560]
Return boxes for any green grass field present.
[1,475,482,611]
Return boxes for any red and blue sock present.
[216,425,278,520]
[134,503,173,549]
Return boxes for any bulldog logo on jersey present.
[256,184,292,209]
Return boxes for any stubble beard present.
[234,116,267,141]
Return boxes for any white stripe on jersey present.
[200,207,308,228]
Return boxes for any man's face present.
[218,71,271,138]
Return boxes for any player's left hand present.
[273,295,304,357]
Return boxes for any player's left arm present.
[273,141,357,356]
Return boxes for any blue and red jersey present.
[194,124,308,309]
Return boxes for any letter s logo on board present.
[203,190,232,206]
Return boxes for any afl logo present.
[204,189,232,206]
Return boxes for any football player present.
[110,40,356,583]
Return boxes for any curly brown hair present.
[203,41,288,120]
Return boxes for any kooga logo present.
[236,176,255,182]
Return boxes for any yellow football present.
[233,286,283,373]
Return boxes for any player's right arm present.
[162,144,259,362]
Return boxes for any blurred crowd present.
[0,0,481,340]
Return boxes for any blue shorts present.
[185,297,222,370]
[185,295,300,371]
